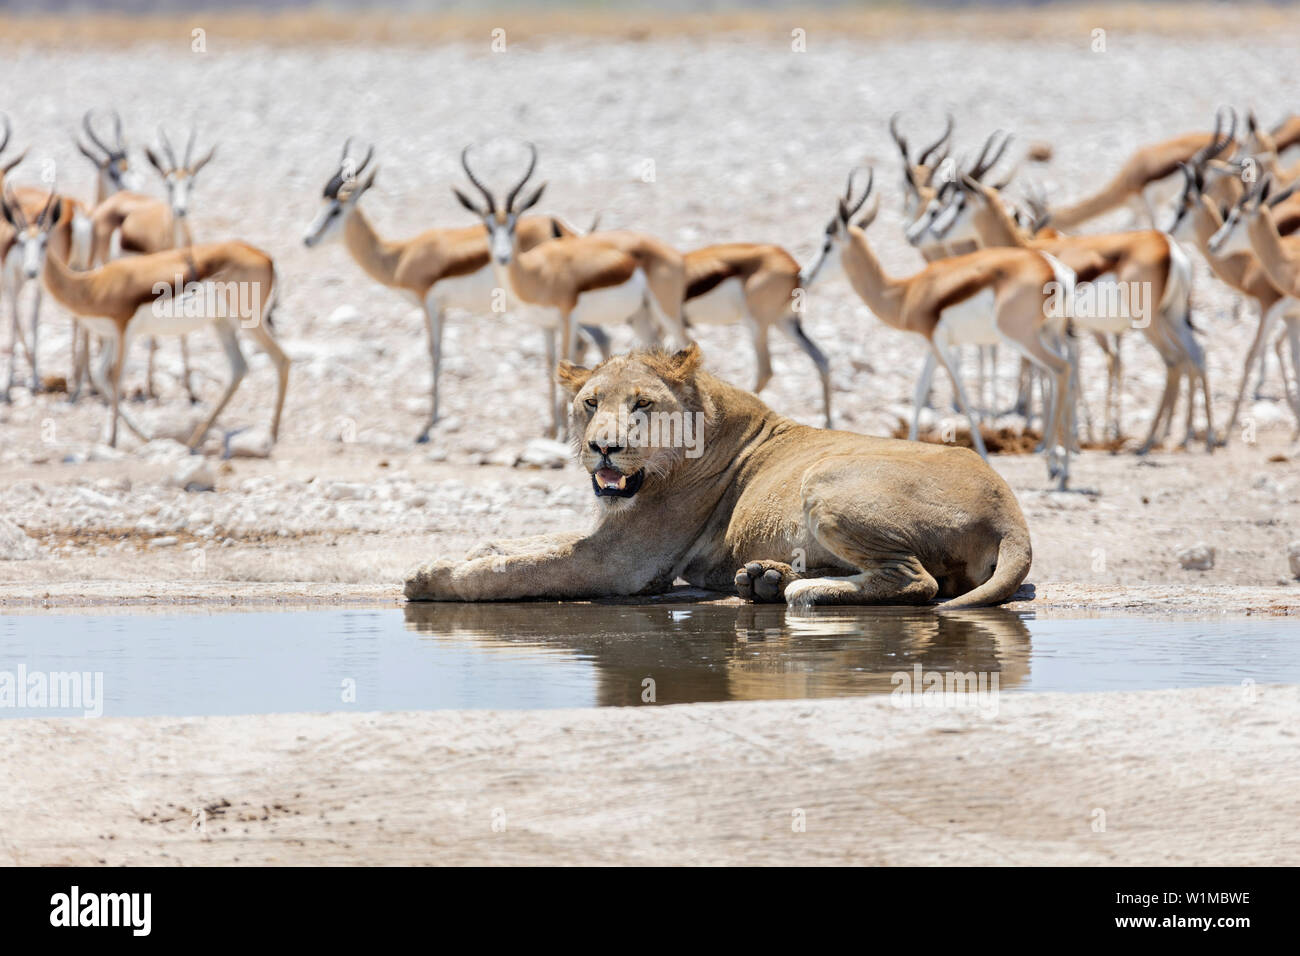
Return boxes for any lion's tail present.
[937,521,1032,610]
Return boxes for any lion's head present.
[557,343,711,508]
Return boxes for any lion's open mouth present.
[592,467,645,498]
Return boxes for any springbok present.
[1209,176,1300,439]
[455,143,690,437]
[919,170,1211,453]
[1044,108,1239,230]
[302,139,598,443]
[802,167,1077,489]
[81,124,217,402]
[681,241,833,427]
[1,121,91,401]
[3,185,288,449]
[1169,161,1300,439]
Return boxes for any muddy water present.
[1,604,1296,718]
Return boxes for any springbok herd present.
[2,107,1299,490]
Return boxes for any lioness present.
[404,344,1031,608]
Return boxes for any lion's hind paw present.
[734,560,796,603]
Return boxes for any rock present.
[138,438,192,462]
[324,482,370,501]
[0,517,41,560]
[327,305,362,326]
[222,427,274,459]
[514,438,571,469]
[86,444,127,461]
[147,536,179,549]
[1288,541,1300,579]
[1177,544,1215,571]
[170,459,216,493]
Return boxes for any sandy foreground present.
[0,29,1298,865]
[0,684,1294,866]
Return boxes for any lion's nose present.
[589,441,623,456]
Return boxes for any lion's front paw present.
[404,559,459,601]
[734,560,797,603]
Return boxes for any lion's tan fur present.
[405,345,1032,609]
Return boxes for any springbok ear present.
[557,360,592,395]
[0,198,17,227]
[517,182,546,214]
[837,197,851,224]
[356,166,378,196]
[43,197,63,227]
[452,187,482,216]
[190,146,216,176]
[144,147,166,176]
[902,164,918,192]
[665,341,702,380]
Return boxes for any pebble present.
[1177,544,1215,571]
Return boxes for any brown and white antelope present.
[80,124,218,402]
[1045,108,1239,230]
[681,242,832,427]
[920,171,1213,453]
[302,140,596,443]
[3,185,288,449]
[1209,176,1300,438]
[1169,160,1300,439]
[455,143,690,438]
[1,118,91,401]
[802,167,1077,488]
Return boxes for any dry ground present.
[4,684,1297,866]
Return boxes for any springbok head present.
[302,138,377,248]
[74,109,137,193]
[799,166,877,287]
[1,184,63,281]
[906,130,1014,247]
[145,124,217,221]
[890,112,954,217]
[454,142,546,267]
[1208,174,1299,256]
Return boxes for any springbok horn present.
[916,113,955,169]
[505,142,538,213]
[460,145,497,214]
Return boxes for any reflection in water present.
[3,606,1298,717]
[402,602,1032,707]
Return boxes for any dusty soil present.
[3,683,1296,866]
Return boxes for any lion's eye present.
[584,398,598,409]
[633,398,652,410]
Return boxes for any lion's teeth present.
[616,475,627,489]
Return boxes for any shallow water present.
[0,604,1296,718]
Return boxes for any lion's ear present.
[557,361,592,395]
[665,342,702,381]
